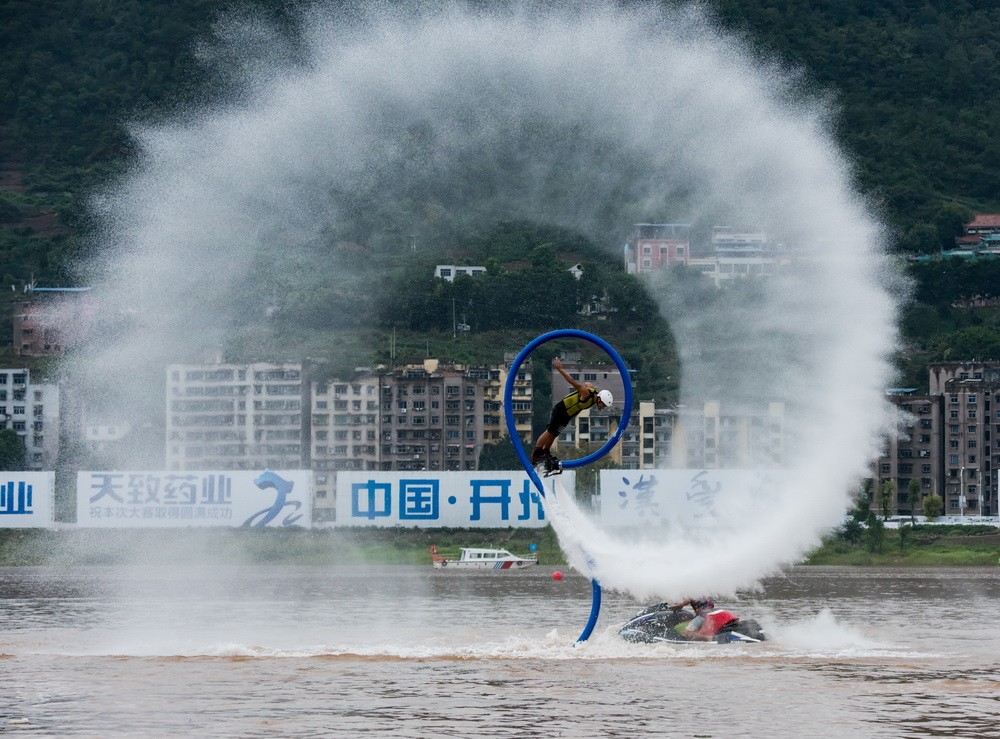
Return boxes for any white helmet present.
[597,389,613,408]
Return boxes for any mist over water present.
[73,3,901,598]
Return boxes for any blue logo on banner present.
[0,481,33,515]
[242,471,303,527]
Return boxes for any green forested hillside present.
[3,0,998,261]
[2,0,999,386]
[714,0,999,250]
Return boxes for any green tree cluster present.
[713,0,999,245]
[0,429,27,470]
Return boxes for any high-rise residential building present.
[869,362,1000,518]
[670,400,787,470]
[936,376,993,516]
[468,364,504,444]
[555,388,785,471]
[165,362,306,471]
[498,353,533,447]
[311,359,505,520]
[874,390,943,517]
[931,362,997,516]
[310,372,380,511]
[0,368,59,470]
[620,401,677,469]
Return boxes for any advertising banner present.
[0,472,54,528]
[600,468,790,528]
[76,470,312,528]
[335,471,572,528]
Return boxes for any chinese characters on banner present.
[0,472,54,528]
[335,471,570,528]
[600,469,787,528]
[76,470,312,528]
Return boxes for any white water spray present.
[73,2,901,598]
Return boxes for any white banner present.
[600,468,790,528]
[0,472,54,528]
[76,470,312,528]
[335,471,572,528]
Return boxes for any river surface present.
[1,564,998,737]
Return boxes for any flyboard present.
[503,329,632,643]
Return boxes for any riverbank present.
[0,527,564,567]
[0,525,997,567]
[802,524,1000,566]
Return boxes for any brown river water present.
[1,565,998,737]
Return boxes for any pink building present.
[13,287,96,356]
[630,223,690,273]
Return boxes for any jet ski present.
[618,603,766,644]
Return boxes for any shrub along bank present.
[803,523,1000,566]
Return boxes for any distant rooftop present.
[966,214,1000,230]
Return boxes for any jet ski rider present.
[669,597,717,641]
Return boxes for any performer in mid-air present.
[530,357,613,471]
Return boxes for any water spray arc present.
[73,0,901,607]
[503,329,633,642]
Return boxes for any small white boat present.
[431,547,537,570]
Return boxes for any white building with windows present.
[434,265,487,282]
[165,362,306,471]
[310,373,381,510]
[0,368,59,470]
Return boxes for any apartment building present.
[499,353,533,447]
[0,368,59,470]
[165,362,306,471]
[874,390,944,515]
[869,363,1000,517]
[310,373,379,509]
[619,401,676,469]
[467,364,504,444]
[310,360,497,519]
[931,363,997,515]
[669,400,787,470]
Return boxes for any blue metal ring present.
[502,329,632,642]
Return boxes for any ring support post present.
[503,330,633,642]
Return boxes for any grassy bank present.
[0,527,564,567]
[1,525,998,567]
[803,525,1000,566]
